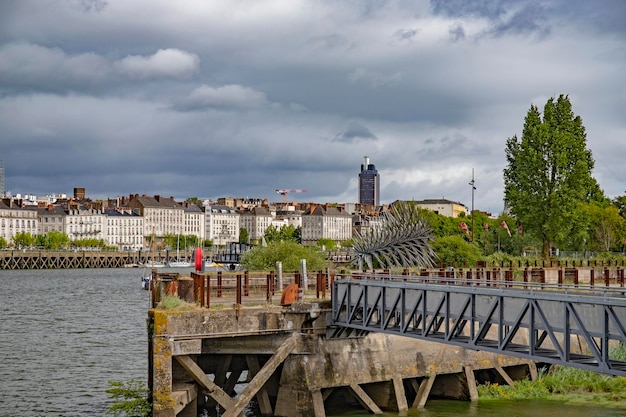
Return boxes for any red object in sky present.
[194,247,203,271]
[459,222,470,236]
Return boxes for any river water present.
[0,269,624,417]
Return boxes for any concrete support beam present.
[392,377,408,414]
[222,335,298,417]
[246,355,273,416]
[215,354,233,387]
[495,366,515,386]
[174,355,236,410]
[311,389,326,417]
[528,362,538,381]
[172,383,198,417]
[223,369,243,397]
[348,383,383,414]
[464,367,478,402]
[413,375,435,409]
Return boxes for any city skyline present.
[1,1,624,216]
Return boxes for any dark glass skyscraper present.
[358,156,379,206]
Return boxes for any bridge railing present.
[330,272,626,376]
[335,271,626,299]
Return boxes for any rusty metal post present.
[574,268,579,287]
[266,273,272,303]
[217,271,223,298]
[558,268,563,286]
[590,269,595,287]
[236,274,242,306]
[269,270,276,295]
[206,274,211,308]
[604,268,610,287]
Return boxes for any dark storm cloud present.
[490,3,550,38]
[0,0,624,215]
[333,122,378,143]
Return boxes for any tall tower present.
[0,160,4,196]
[358,156,379,206]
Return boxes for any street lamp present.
[469,169,476,242]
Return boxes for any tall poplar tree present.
[503,95,602,258]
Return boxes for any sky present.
[0,0,624,215]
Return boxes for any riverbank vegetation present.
[478,344,626,408]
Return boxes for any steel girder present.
[329,277,626,376]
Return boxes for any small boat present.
[144,260,165,268]
[168,260,191,268]
[141,274,152,290]
[169,234,190,267]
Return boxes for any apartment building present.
[182,202,205,242]
[301,204,352,245]
[0,199,38,243]
[204,204,239,246]
[104,208,144,250]
[127,195,185,240]
[398,199,468,218]
[65,206,106,241]
[34,205,66,234]
[239,206,273,242]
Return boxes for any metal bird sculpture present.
[352,201,436,270]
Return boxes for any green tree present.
[12,232,36,249]
[431,235,482,267]
[581,203,625,252]
[503,94,603,258]
[316,238,337,251]
[239,241,328,271]
[47,230,70,249]
[613,195,626,219]
[239,228,249,244]
[0,236,8,249]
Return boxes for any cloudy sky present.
[1,0,624,215]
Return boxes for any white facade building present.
[64,207,106,241]
[104,208,144,250]
[204,204,240,246]
[301,205,352,245]
[0,200,38,243]
[239,207,272,242]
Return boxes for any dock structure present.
[148,271,538,417]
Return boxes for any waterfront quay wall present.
[149,298,538,417]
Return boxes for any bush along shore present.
[478,343,626,409]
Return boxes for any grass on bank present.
[478,343,626,408]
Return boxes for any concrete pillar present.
[464,367,478,401]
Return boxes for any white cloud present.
[114,48,200,79]
[176,84,269,111]
[0,42,109,87]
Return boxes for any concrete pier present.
[149,298,537,417]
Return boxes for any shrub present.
[239,241,328,271]
[106,379,150,417]
[431,235,482,267]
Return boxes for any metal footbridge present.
[329,273,626,376]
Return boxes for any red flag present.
[459,222,470,237]
[501,221,512,238]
